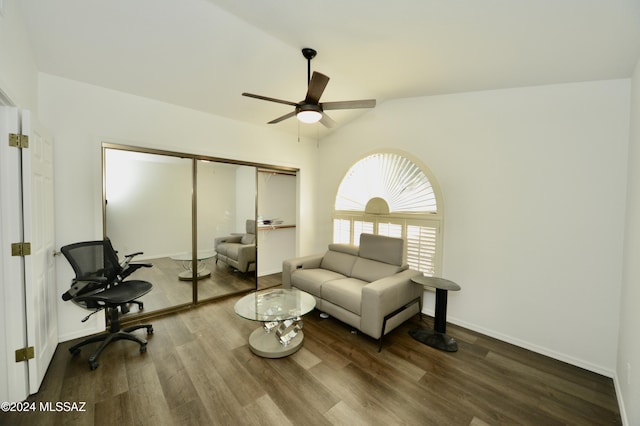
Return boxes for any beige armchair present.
[214,219,256,273]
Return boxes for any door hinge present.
[15,346,35,362]
[11,242,31,256]
[8,133,29,148]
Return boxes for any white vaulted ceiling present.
[17,0,640,137]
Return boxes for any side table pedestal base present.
[409,328,458,352]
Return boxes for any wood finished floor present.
[2,287,621,426]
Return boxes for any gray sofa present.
[214,219,256,273]
[283,233,423,348]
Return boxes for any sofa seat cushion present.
[291,268,346,297]
[351,257,406,283]
[322,277,368,315]
[218,243,246,259]
[216,243,230,257]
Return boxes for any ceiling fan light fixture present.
[296,104,322,124]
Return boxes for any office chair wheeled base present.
[69,307,153,370]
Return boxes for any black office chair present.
[60,239,154,370]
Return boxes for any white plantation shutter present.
[354,220,374,245]
[335,153,437,213]
[377,220,403,238]
[333,218,351,244]
[333,153,443,275]
[406,222,438,276]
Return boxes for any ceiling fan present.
[242,48,376,128]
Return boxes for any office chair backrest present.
[61,239,122,284]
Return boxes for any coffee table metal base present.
[248,328,304,358]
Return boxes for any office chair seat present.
[75,280,152,305]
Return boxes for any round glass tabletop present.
[234,288,316,322]
[169,250,216,262]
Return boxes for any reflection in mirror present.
[104,146,265,319]
[257,170,297,289]
[104,148,193,314]
[199,161,257,302]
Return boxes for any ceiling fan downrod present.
[302,48,317,85]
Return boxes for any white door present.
[0,106,29,402]
[21,111,58,394]
[0,106,57,401]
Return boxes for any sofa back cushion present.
[320,244,358,276]
[241,234,255,245]
[358,233,404,266]
[351,257,405,283]
[241,219,256,244]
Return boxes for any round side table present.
[409,276,461,352]
[170,250,216,280]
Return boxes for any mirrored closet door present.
[197,160,257,303]
[102,144,261,318]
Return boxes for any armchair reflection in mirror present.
[214,219,257,273]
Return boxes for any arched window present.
[333,152,443,276]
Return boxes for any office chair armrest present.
[120,262,152,279]
[121,251,143,267]
[62,278,108,301]
[77,275,108,283]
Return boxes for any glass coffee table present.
[234,288,316,358]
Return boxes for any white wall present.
[0,0,37,109]
[37,73,317,341]
[617,58,640,425]
[317,80,630,376]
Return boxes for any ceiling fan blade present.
[320,113,337,128]
[268,111,296,124]
[321,99,376,110]
[242,92,298,107]
[305,72,330,104]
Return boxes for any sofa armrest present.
[282,254,324,288]
[236,244,256,271]
[214,235,242,248]
[360,269,423,339]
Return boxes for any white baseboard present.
[58,325,102,344]
[58,313,105,343]
[258,268,281,277]
[613,373,629,426]
[419,307,614,378]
